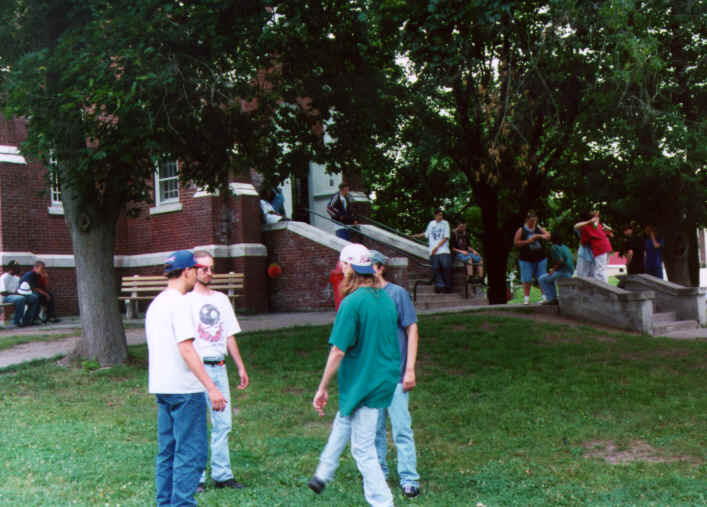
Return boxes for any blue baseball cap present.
[164,250,197,273]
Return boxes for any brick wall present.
[262,227,340,311]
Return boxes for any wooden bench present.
[120,272,244,319]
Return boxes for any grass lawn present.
[0,312,705,506]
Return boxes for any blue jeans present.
[538,270,572,302]
[315,408,393,507]
[519,258,547,283]
[376,383,419,488]
[431,253,452,289]
[5,293,38,326]
[155,393,207,507]
[336,228,351,240]
[200,362,233,483]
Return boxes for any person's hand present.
[402,370,416,392]
[237,368,249,390]
[312,388,328,416]
[208,387,227,411]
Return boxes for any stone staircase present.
[651,309,699,337]
[409,269,487,310]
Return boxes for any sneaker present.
[308,476,325,494]
[214,478,245,489]
[48,317,61,323]
[402,485,420,498]
[523,297,529,305]
[196,482,206,494]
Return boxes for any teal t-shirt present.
[329,286,400,417]
[551,244,575,273]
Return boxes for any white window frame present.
[47,153,64,215]
[150,160,183,215]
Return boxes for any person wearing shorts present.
[513,211,550,304]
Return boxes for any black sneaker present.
[402,485,420,498]
[196,482,206,494]
[308,476,325,494]
[214,478,245,489]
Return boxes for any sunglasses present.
[194,264,214,273]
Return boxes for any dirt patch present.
[582,439,700,465]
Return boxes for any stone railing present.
[557,277,655,334]
[617,274,706,326]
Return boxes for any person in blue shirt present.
[369,250,421,498]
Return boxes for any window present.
[50,171,62,206]
[47,152,63,215]
[155,160,179,205]
[150,160,183,215]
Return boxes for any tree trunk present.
[62,182,128,366]
[663,217,699,287]
[478,189,512,304]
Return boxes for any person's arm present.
[537,226,551,240]
[648,230,661,248]
[514,227,537,247]
[574,218,594,231]
[402,323,419,392]
[312,345,345,416]
[226,335,249,390]
[431,237,448,255]
[177,340,227,411]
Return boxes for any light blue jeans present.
[201,362,234,483]
[155,393,207,507]
[315,407,393,507]
[376,383,419,488]
[538,270,572,302]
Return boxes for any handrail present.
[302,207,431,269]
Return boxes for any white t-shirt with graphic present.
[424,219,451,255]
[186,290,241,359]
[146,288,202,394]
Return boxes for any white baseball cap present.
[339,244,375,275]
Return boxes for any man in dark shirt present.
[326,183,358,240]
[450,222,484,281]
[622,223,645,275]
[20,260,60,323]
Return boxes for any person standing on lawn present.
[369,250,421,498]
[308,243,400,507]
[187,250,250,492]
[513,211,551,304]
[146,250,227,507]
[538,236,575,305]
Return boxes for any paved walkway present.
[1,304,705,369]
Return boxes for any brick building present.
[0,115,414,317]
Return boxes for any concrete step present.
[413,291,474,309]
[652,319,699,336]
[653,311,677,322]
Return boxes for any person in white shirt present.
[413,210,453,293]
[187,250,250,492]
[0,260,38,327]
[145,250,227,506]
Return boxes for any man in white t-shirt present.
[413,209,452,293]
[187,250,250,492]
[146,250,227,507]
[0,260,38,327]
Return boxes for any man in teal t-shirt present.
[309,244,399,507]
[539,236,575,305]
